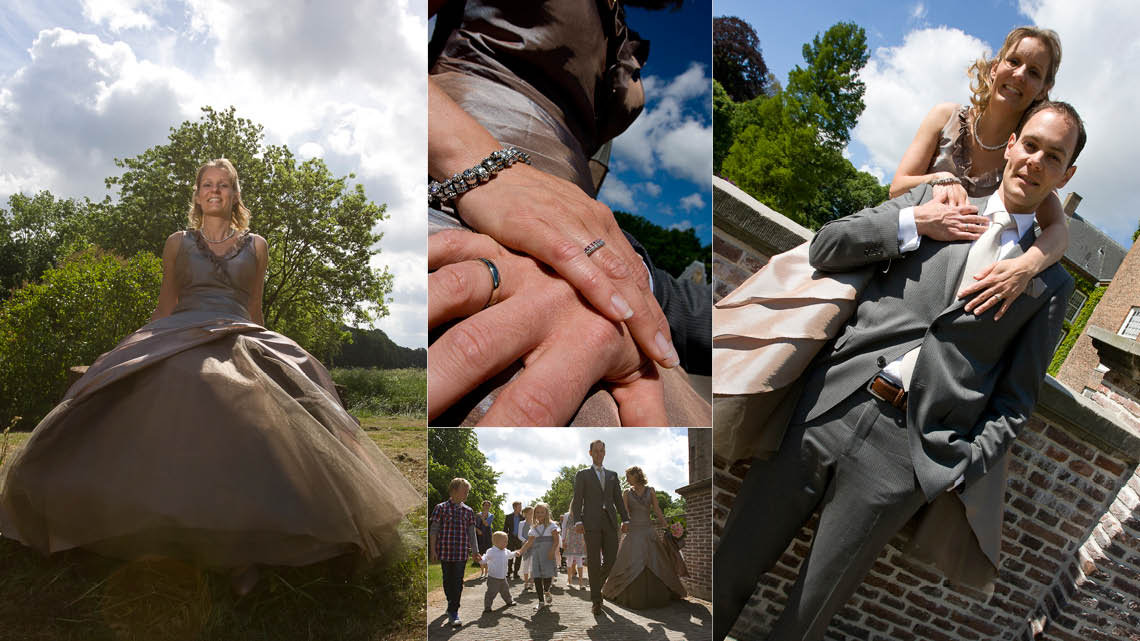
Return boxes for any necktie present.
[596,466,605,489]
[897,210,1017,389]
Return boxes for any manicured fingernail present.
[612,294,633,320]
[655,332,679,368]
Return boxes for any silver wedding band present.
[584,238,605,256]
[993,293,1003,301]
[477,257,501,309]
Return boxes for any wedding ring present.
[584,238,605,256]
[477,257,501,308]
[994,293,1003,301]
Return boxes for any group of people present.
[429,440,689,629]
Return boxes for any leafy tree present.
[330,326,426,369]
[539,465,589,521]
[713,16,770,102]
[427,428,502,521]
[713,80,737,175]
[784,22,869,150]
[0,247,162,429]
[89,106,393,356]
[614,211,710,280]
[0,192,92,298]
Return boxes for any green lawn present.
[427,562,483,594]
[0,420,427,641]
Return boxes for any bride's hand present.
[931,178,969,207]
[428,229,669,426]
[454,164,679,369]
[958,255,1035,320]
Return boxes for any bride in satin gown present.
[0,159,419,574]
[601,466,686,609]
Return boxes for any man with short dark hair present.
[503,500,525,580]
[572,440,630,615]
[715,102,1083,641]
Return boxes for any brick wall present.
[1058,238,1140,393]
[678,427,712,601]
[714,378,1140,640]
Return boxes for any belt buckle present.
[867,375,907,410]
[866,375,889,403]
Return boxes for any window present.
[1065,290,1088,324]
[1054,328,1068,353]
[1120,307,1140,340]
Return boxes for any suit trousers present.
[714,387,928,641]
[585,520,619,605]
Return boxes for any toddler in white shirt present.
[481,531,527,611]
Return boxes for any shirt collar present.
[986,193,1036,240]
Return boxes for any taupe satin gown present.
[713,103,1002,461]
[601,487,686,609]
[0,230,420,567]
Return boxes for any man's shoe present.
[591,601,602,615]
[451,616,462,628]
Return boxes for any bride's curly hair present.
[967,26,1061,119]
[187,158,252,233]
[625,465,647,486]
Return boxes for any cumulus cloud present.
[473,428,692,506]
[643,182,662,197]
[598,175,637,211]
[679,193,704,212]
[81,0,158,32]
[612,62,712,187]
[670,220,693,231]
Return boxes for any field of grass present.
[0,422,428,641]
[427,562,482,594]
[332,367,426,419]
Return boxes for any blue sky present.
[597,1,713,245]
[714,0,1140,251]
[0,0,428,348]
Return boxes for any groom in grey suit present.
[715,101,1083,641]
[572,439,630,614]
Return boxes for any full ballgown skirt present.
[601,487,686,609]
[0,231,420,567]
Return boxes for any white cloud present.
[643,182,662,198]
[679,193,704,212]
[81,0,158,32]
[669,220,693,231]
[473,428,694,506]
[859,163,885,183]
[598,175,637,211]
[611,62,712,188]
[910,3,927,22]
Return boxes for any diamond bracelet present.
[429,147,532,203]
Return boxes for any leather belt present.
[867,375,908,410]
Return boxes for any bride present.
[0,159,419,588]
[601,466,687,609]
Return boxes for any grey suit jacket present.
[795,184,1073,588]
[571,466,630,532]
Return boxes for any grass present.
[0,419,427,641]
[426,562,483,594]
[332,368,426,419]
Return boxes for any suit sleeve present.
[808,184,930,272]
[962,274,1074,485]
[571,471,584,525]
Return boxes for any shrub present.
[330,367,427,418]
[0,247,162,429]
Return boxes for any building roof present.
[1063,213,1128,283]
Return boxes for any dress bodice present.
[172,230,257,320]
[627,487,655,527]
[928,105,1002,198]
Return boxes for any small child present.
[518,506,534,591]
[523,502,560,612]
[480,531,520,611]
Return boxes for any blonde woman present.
[0,159,419,593]
[517,502,561,612]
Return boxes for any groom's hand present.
[620,522,629,534]
[575,523,585,534]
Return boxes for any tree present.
[713,80,737,175]
[539,465,589,520]
[613,211,710,280]
[0,192,92,298]
[784,22,869,149]
[0,247,162,429]
[427,429,502,524]
[713,16,770,102]
[90,106,393,356]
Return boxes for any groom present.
[715,101,1082,641]
[572,439,629,614]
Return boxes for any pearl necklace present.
[972,112,1010,151]
[200,226,236,244]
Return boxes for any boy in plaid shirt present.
[430,477,482,627]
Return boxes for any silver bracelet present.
[928,176,962,187]
[429,147,532,203]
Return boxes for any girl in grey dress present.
[519,503,561,611]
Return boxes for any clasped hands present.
[913,188,1036,320]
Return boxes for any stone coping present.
[675,477,711,495]
[1088,325,1140,380]
[713,177,811,254]
[1036,374,1140,461]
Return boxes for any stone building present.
[677,427,712,600]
